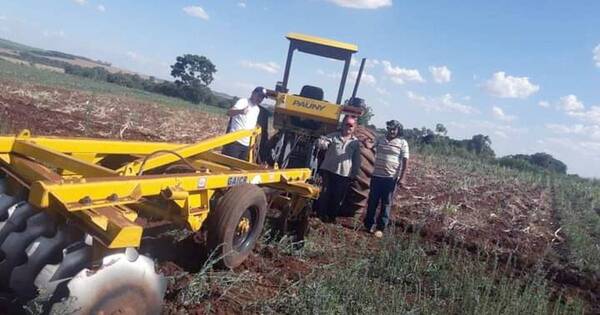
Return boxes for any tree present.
[467,134,495,158]
[529,152,567,174]
[170,54,216,87]
[435,123,447,136]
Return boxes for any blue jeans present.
[363,176,396,231]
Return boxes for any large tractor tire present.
[207,184,267,269]
[339,125,376,217]
[0,178,166,314]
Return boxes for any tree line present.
[369,123,567,175]
[63,54,234,109]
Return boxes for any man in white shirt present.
[364,120,409,238]
[222,86,266,160]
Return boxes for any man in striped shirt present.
[364,120,410,238]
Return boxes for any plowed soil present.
[0,80,597,313]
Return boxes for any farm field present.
[0,62,598,314]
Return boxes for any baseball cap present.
[252,86,267,97]
[386,120,402,130]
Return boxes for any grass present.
[552,176,600,273]
[257,232,585,315]
[0,59,226,114]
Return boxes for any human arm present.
[226,99,249,117]
[396,158,409,187]
[395,140,410,187]
[315,133,336,150]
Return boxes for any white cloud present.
[42,30,66,38]
[126,51,140,60]
[382,60,424,85]
[429,65,451,83]
[451,119,527,144]
[241,60,280,74]
[558,94,584,112]
[183,6,209,20]
[406,91,426,102]
[238,2,247,8]
[484,71,540,98]
[328,0,392,9]
[407,91,476,114]
[439,94,476,114]
[316,69,341,79]
[491,106,516,122]
[350,70,376,85]
[375,87,390,96]
[494,131,508,139]
[376,98,390,106]
[538,100,550,108]
[366,59,380,68]
[97,4,106,12]
[567,105,600,125]
[545,124,600,140]
[73,0,86,5]
[594,44,600,68]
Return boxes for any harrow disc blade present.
[50,250,166,315]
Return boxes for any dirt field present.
[0,79,597,313]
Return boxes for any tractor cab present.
[271,33,365,137]
[265,33,368,171]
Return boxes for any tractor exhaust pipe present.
[351,58,366,100]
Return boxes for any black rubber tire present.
[207,184,267,269]
[0,212,56,289]
[339,126,376,217]
[0,203,37,257]
[0,196,19,222]
[0,198,92,311]
[9,225,70,300]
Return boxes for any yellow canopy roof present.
[286,33,358,53]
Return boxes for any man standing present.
[364,120,409,238]
[315,115,361,223]
[222,86,266,160]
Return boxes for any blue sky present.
[1,0,600,177]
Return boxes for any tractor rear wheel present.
[339,125,376,217]
[207,184,267,269]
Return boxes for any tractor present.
[263,33,376,217]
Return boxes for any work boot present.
[374,230,383,238]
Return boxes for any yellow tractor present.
[264,33,376,217]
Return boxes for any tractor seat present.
[299,85,324,101]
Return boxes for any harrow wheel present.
[207,184,267,269]
[0,179,166,314]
